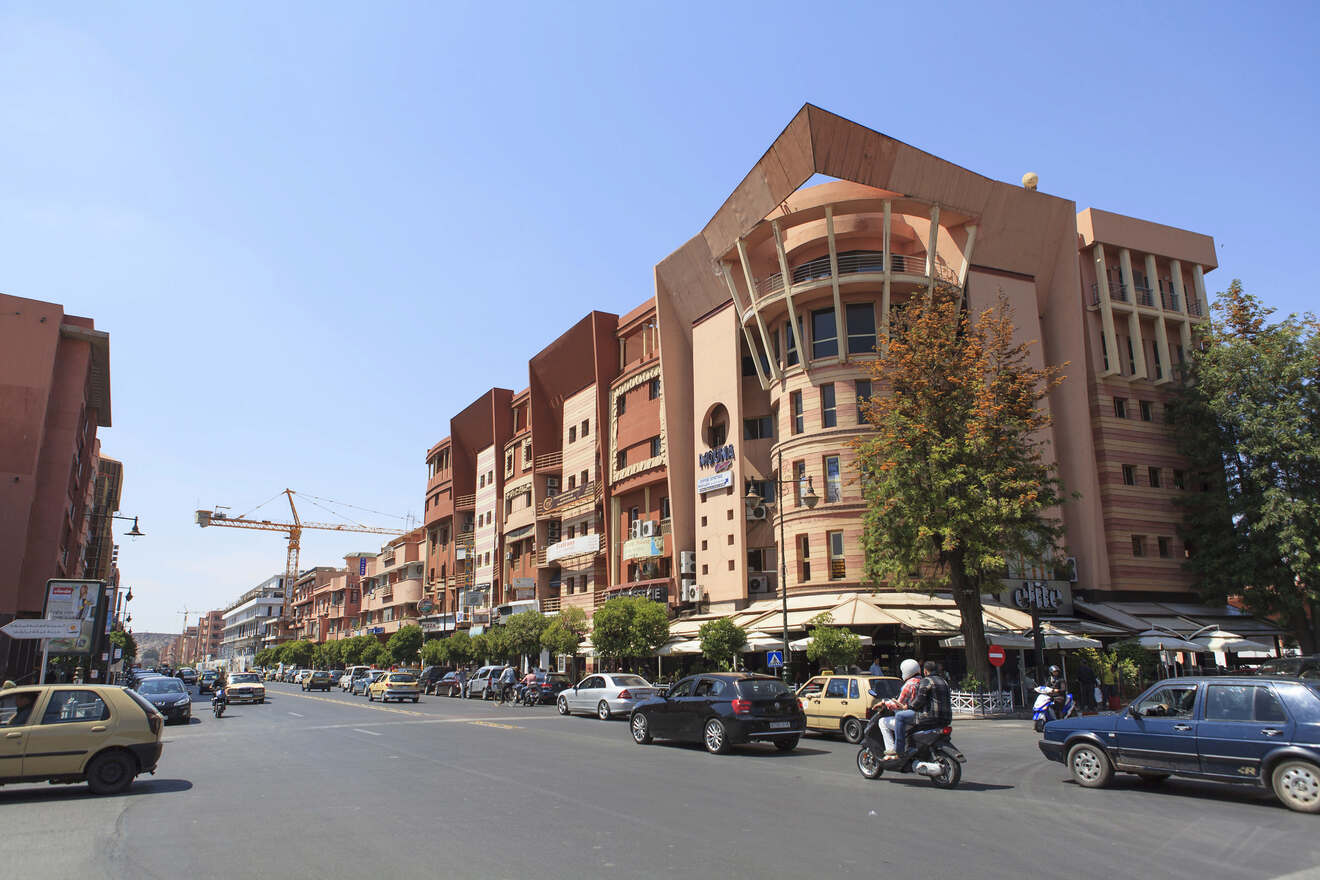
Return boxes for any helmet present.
[1048,665,1061,677]
[900,659,921,681]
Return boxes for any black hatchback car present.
[629,673,806,754]
[1039,676,1320,813]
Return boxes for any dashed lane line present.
[287,712,304,717]
[351,728,382,736]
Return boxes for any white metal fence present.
[951,690,1015,716]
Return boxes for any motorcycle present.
[856,711,965,788]
[211,688,227,719]
[1032,685,1076,732]
[519,682,543,707]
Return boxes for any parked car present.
[134,676,193,725]
[175,667,198,686]
[301,670,333,692]
[0,683,164,794]
[226,672,266,703]
[419,666,452,695]
[558,673,659,719]
[796,674,902,743]
[466,666,507,700]
[351,670,384,696]
[1039,676,1320,813]
[1254,655,1320,680]
[295,669,313,686]
[198,670,219,695]
[629,673,806,754]
[526,673,572,705]
[368,672,421,703]
[327,670,345,687]
[342,665,371,691]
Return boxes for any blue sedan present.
[1039,676,1320,813]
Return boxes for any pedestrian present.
[457,665,469,699]
[867,657,883,676]
[1100,662,1116,706]
[1077,661,1097,713]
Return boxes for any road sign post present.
[988,645,1006,697]
[765,650,784,669]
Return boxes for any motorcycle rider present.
[882,658,922,757]
[516,668,538,703]
[495,664,518,703]
[900,660,952,755]
[1045,664,1067,720]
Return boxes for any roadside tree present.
[420,638,446,668]
[387,625,424,667]
[109,629,137,666]
[503,611,549,663]
[280,640,315,669]
[359,641,387,668]
[1171,281,1320,651]
[341,635,376,667]
[320,640,345,669]
[803,613,862,672]
[444,631,474,667]
[541,606,588,659]
[856,289,1068,686]
[592,597,669,668]
[698,619,747,670]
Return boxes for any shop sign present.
[512,577,535,590]
[1000,580,1073,616]
[417,598,436,614]
[606,584,668,603]
[697,471,733,494]
[622,536,664,560]
[698,444,735,470]
[540,481,595,514]
[546,533,601,563]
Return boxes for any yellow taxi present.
[796,674,903,743]
[367,671,421,703]
[0,684,164,794]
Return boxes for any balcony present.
[455,493,476,509]
[534,451,562,473]
[606,577,672,605]
[537,480,601,519]
[1133,285,1155,308]
[755,250,954,297]
[1187,298,1203,317]
[1090,281,1131,305]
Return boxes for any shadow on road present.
[0,778,193,804]
[1061,775,1280,809]
[882,778,1014,793]
[653,741,833,758]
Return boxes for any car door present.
[0,688,45,777]
[818,678,852,733]
[798,677,828,732]
[22,689,115,778]
[577,676,605,712]
[675,677,721,740]
[1113,682,1201,773]
[653,678,694,736]
[1197,683,1294,779]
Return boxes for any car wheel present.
[557,695,570,716]
[1272,759,1320,814]
[367,691,374,702]
[1067,742,1113,789]
[857,747,884,779]
[703,719,730,754]
[1136,772,1169,784]
[85,750,136,795]
[842,717,864,744]
[631,712,653,744]
[774,735,800,752]
[413,698,419,703]
[597,700,612,721]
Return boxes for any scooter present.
[1032,685,1076,732]
[856,712,965,788]
[211,688,227,719]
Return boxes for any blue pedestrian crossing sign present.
[766,650,784,668]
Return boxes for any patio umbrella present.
[744,631,788,651]
[939,632,1036,650]
[1189,630,1275,654]
[655,638,702,656]
[1133,630,1204,652]
[1038,632,1102,650]
[789,633,874,650]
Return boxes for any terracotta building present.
[0,292,112,680]
[358,530,425,638]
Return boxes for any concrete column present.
[735,238,781,382]
[1118,248,1137,306]
[1169,259,1188,315]
[925,203,941,299]
[772,219,808,376]
[826,205,845,364]
[1093,244,1120,377]
[881,201,893,341]
[1144,254,1163,313]
[1152,316,1173,385]
[1192,264,1209,317]
[958,224,978,287]
[609,496,621,586]
[1118,249,1147,380]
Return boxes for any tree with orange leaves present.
[856,289,1069,686]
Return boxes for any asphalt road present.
[3,682,1318,880]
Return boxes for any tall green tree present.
[387,625,424,666]
[444,631,474,667]
[803,613,862,671]
[856,289,1068,686]
[420,638,447,668]
[591,597,669,666]
[1172,281,1320,650]
[341,635,376,667]
[697,619,747,670]
[279,640,315,668]
[360,641,387,667]
[109,629,137,665]
[503,612,549,662]
[541,607,589,658]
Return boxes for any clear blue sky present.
[3,2,1316,634]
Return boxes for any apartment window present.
[793,460,807,507]
[567,475,576,490]
[1157,537,1171,558]
[661,496,670,520]
[580,469,589,486]
[1176,345,1186,365]
[649,378,660,399]
[747,548,765,571]
[785,323,799,367]
[1131,535,1145,557]
[1151,342,1163,380]
[523,441,532,465]
[742,353,757,377]
[1122,465,1136,486]
[811,308,839,360]
[828,531,845,580]
[505,451,514,476]
[1183,539,1195,559]
[1100,333,1109,372]
[824,455,842,502]
[846,303,877,355]
[569,426,577,443]
[1148,466,1162,488]
[743,416,774,440]
[567,524,576,539]
[1127,336,1137,375]
[855,379,872,424]
[821,383,837,428]
[581,419,590,438]
[1113,397,1127,419]
[479,474,485,488]
[616,395,626,417]
[1139,400,1153,422]
[616,450,627,470]
[1172,469,1185,490]
[798,534,811,581]
[791,391,804,434]
[649,436,662,457]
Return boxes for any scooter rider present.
[1045,664,1067,720]
[902,660,953,752]
[883,659,922,757]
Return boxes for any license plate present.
[769,721,791,729]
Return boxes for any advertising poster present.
[44,580,104,653]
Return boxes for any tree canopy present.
[591,597,669,663]
[503,611,549,660]
[856,289,1068,685]
[803,613,862,671]
[1172,281,1320,650]
[279,640,315,668]
[109,629,137,665]
[541,606,589,658]
[697,619,747,670]
[387,625,424,666]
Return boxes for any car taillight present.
[941,726,952,735]
[731,698,752,715]
[617,689,631,700]
[149,713,162,736]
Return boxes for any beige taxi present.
[796,674,902,743]
[0,684,164,794]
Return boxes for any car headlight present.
[175,697,191,707]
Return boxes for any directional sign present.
[988,645,1006,667]
[0,618,83,640]
[766,650,784,668]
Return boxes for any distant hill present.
[133,632,178,663]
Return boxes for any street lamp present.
[745,446,818,682]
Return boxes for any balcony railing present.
[454,493,476,509]
[1160,291,1181,311]
[756,250,955,297]
[1090,281,1130,305]
[534,451,562,472]
[1133,285,1155,307]
[1187,298,1203,317]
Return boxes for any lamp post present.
[746,447,818,682]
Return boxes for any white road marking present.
[288,712,304,717]
[351,728,382,736]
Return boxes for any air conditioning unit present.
[679,551,696,575]
[680,578,702,603]
[545,476,560,496]
[629,520,643,540]
[748,575,770,594]
[747,505,768,521]
[639,520,658,537]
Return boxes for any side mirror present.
[1128,705,1142,718]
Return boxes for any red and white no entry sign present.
[988,645,1006,667]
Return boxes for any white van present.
[342,665,372,691]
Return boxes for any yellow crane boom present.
[195,489,406,626]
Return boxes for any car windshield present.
[868,678,902,699]
[201,672,216,679]
[738,679,793,698]
[230,673,260,684]
[138,679,186,695]
[611,675,650,687]
[389,674,417,682]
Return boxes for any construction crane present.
[195,489,407,620]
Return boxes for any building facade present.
[220,575,285,670]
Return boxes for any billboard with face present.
[44,580,104,653]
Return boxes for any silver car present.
[557,673,659,720]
